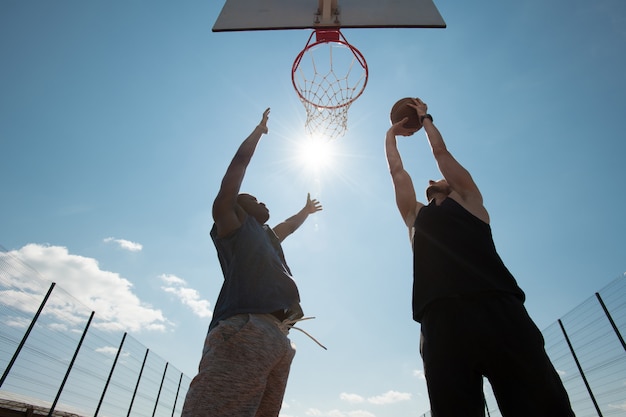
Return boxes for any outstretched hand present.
[389,98,428,137]
[258,108,270,134]
[304,193,323,214]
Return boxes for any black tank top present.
[412,198,525,322]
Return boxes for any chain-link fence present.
[2,246,624,417]
[0,248,191,417]
[419,275,626,417]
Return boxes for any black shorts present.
[420,293,575,417]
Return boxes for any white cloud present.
[413,369,426,379]
[96,346,121,355]
[160,274,212,318]
[310,390,411,417]
[94,346,131,360]
[161,274,186,285]
[340,393,364,404]
[2,244,168,333]
[305,409,375,417]
[346,411,375,417]
[2,316,32,329]
[304,407,376,417]
[609,401,626,411]
[367,390,411,405]
[0,289,42,316]
[104,237,143,252]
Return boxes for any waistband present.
[264,312,327,350]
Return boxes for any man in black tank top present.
[385,98,574,416]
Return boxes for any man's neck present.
[430,195,448,206]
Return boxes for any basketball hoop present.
[291,29,369,140]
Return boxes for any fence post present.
[94,332,128,417]
[47,311,95,417]
[558,319,603,417]
[171,372,184,417]
[0,282,56,387]
[127,348,150,417]
[484,393,491,416]
[152,362,169,417]
[595,292,626,351]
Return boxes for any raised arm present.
[212,108,270,238]
[385,120,424,230]
[272,193,323,243]
[410,99,488,222]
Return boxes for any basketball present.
[390,97,422,130]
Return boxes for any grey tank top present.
[209,215,301,330]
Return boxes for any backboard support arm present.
[316,0,340,26]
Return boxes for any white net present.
[292,30,368,141]
[300,101,350,140]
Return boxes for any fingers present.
[389,117,417,136]
[306,193,323,212]
[410,97,427,111]
[260,108,270,123]
[258,108,270,133]
[392,117,409,128]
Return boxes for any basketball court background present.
[1,250,625,416]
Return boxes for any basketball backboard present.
[212,0,446,32]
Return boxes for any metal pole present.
[152,362,169,417]
[171,372,184,417]
[558,319,603,417]
[48,311,95,417]
[595,292,626,351]
[94,332,127,417]
[127,348,150,417]
[0,282,56,387]
[484,395,491,417]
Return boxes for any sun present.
[297,135,335,172]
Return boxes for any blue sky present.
[1,1,625,416]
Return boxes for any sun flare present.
[297,135,334,172]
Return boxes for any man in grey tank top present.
[181,108,323,417]
[385,98,574,416]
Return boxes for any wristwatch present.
[420,114,433,124]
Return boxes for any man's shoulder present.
[213,212,261,240]
[407,200,425,226]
